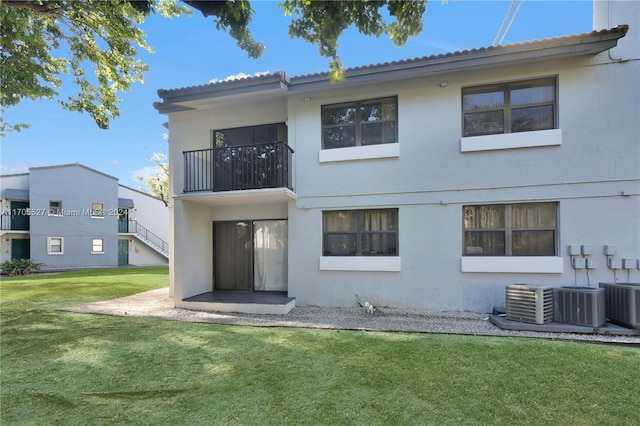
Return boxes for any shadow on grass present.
[0,266,169,308]
[3,310,640,425]
[2,266,639,424]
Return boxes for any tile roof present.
[292,26,629,82]
[154,25,628,111]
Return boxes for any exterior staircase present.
[127,220,169,258]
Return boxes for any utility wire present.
[492,0,525,46]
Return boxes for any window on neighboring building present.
[49,200,63,216]
[91,203,104,218]
[463,202,558,256]
[462,77,557,137]
[323,209,398,256]
[322,97,397,149]
[91,238,104,253]
[47,237,64,255]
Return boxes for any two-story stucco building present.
[155,0,639,314]
[1,163,169,270]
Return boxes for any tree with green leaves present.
[1,0,427,134]
[282,0,426,81]
[0,0,264,133]
[136,151,169,206]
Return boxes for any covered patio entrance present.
[179,218,294,314]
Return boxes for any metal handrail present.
[183,141,294,193]
[128,220,169,255]
[0,213,29,231]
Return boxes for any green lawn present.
[1,267,639,425]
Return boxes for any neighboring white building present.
[0,163,169,269]
[155,1,639,314]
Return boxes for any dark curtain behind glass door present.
[214,221,252,291]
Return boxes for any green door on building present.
[118,240,129,265]
[10,201,30,231]
[11,239,30,260]
[118,208,129,233]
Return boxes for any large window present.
[323,209,398,256]
[462,77,556,137]
[463,203,557,256]
[322,97,397,149]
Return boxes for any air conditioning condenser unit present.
[505,284,553,325]
[599,282,640,329]
[553,287,605,327]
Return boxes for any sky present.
[0,0,594,189]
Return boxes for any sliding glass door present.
[254,220,288,291]
[214,220,288,292]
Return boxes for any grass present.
[1,267,639,425]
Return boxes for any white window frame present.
[460,256,563,274]
[47,237,64,255]
[319,143,400,163]
[320,256,402,272]
[460,128,562,152]
[91,203,104,219]
[49,200,63,217]
[91,238,104,254]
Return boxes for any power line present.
[492,0,525,47]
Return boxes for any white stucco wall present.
[167,97,289,299]
[165,0,639,311]
[285,42,639,312]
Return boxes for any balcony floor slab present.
[178,187,296,206]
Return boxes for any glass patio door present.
[214,222,253,291]
[253,220,288,291]
[214,220,287,292]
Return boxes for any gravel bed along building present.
[63,288,640,345]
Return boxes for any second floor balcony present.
[183,141,294,195]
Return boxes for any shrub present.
[1,259,44,276]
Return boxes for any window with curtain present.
[462,77,557,137]
[463,202,557,256]
[322,97,397,149]
[323,209,398,256]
